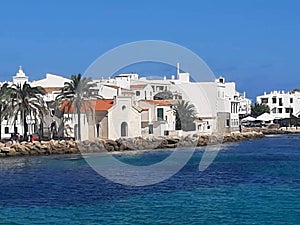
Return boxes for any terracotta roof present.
[104,84,129,90]
[104,84,119,89]
[95,99,114,111]
[130,84,147,90]
[44,87,62,93]
[141,100,178,106]
[60,100,73,112]
[60,99,115,112]
[132,105,143,113]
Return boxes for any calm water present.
[0,135,299,224]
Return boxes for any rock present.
[5,141,13,147]
[1,147,11,153]
[166,138,180,144]
[104,143,115,152]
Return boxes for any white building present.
[64,96,142,140]
[256,90,300,119]
[138,100,177,136]
[31,73,70,102]
[93,64,251,134]
[1,67,33,139]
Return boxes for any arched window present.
[121,122,128,137]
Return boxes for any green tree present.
[3,82,48,140]
[0,83,13,140]
[56,74,98,140]
[251,103,270,117]
[174,100,198,131]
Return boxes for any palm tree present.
[56,74,98,140]
[251,103,270,117]
[174,100,198,131]
[3,82,48,140]
[0,83,13,140]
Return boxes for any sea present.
[0,135,299,225]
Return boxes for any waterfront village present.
[0,65,299,156]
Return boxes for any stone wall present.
[0,132,265,157]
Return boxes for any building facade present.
[256,91,300,119]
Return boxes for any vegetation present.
[56,74,99,140]
[251,103,270,117]
[0,83,13,140]
[1,82,47,140]
[174,100,198,131]
[290,88,300,93]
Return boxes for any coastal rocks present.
[116,137,166,150]
[0,131,266,158]
[0,140,79,157]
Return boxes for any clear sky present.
[0,0,299,100]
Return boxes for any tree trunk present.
[23,111,28,141]
[77,110,81,141]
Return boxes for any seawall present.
[0,132,265,157]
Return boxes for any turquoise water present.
[0,135,299,224]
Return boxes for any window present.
[122,105,126,111]
[271,108,276,113]
[226,119,230,127]
[290,98,293,104]
[286,108,293,114]
[121,122,128,137]
[149,124,153,134]
[261,98,268,104]
[278,108,282,113]
[4,127,9,134]
[136,91,140,96]
[157,108,164,121]
[279,98,283,106]
[272,97,277,104]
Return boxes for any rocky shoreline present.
[0,132,266,157]
[243,127,300,135]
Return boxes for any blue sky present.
[0,0,299,99]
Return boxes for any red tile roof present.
[141,100,178,106]
[130,84,147,90]
[95,99,114,111]
[60,99,115,112]
[104,84,129,90]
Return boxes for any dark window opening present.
[121,122,128,137]
[157,108,164,121]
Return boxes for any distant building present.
[256,90,300,119]
[1,67,31,139]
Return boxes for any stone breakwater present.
[243,127,300,135]
[0,132,264,157]
[0,140,78,157]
